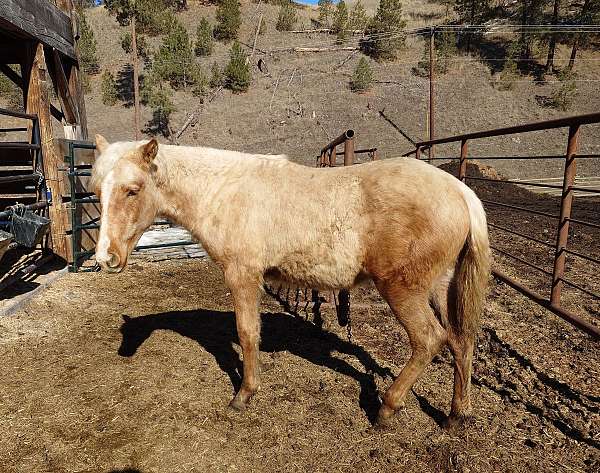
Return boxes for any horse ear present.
[139,139,159,165]
[122,314,132,322]
[95,134,109,154]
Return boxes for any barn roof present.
[0,0,77,62]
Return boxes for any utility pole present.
[428,27,435,162]
[131,9,141,140]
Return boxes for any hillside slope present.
[83,1,600,179]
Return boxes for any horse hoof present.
[374,404,395,429]
[228,396,247,412]
[443,414,474,432]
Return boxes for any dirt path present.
[0,258,598,473]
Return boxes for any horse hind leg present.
[375,282,448,426]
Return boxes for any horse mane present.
[92,141,290,190]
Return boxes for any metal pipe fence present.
[65,141,199,272]
[407,112,600,340]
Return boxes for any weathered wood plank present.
[51,49,79,125]
[0,0,76,61]
[26,43,70,260]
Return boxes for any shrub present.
[549,70,578,111]
[350,57,374,92]
[276,2,297,32]
[215,0,242,41]
[361,0,406,61]
[141,72,176,137]
[224,41,251,93]
[101,71,119,105]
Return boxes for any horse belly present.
[266,244,365,290]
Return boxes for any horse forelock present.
[91,141,142,192]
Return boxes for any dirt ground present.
[0,250,598,473]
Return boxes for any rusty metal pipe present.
[493,268,600,340]
[344,133,354,166]
[551,125,579,305]
[415,112,600,147]
[320,130,354,155]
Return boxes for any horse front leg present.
[225,267,262,410]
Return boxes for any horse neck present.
[151,149,238,227]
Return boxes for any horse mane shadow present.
[118,309,395,424]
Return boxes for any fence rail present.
[405,113,600,340]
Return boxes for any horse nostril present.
[107,253,120,268]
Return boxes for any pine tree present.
[362,0,406,61]
[224,41,251,92]
[414,31,457,76]
[276,2,297,32]
[77,9,99,74]
[105,0,175,35]
[121,32,151,63]
[349,0,369,32]
[453,0,490,52]
[141,72,176,137]
[153,20,197,89]
[195,18,214,56]
[210,62,224,88]
[318,0,334,27]
[333,0,349,42]
[215,0,242,41]
[350,57,374,92]
[101,71,119,105]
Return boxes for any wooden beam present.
[51,49,79,125]
[0,63,22,88]
[25,43,70,260]
[0,0,77,61]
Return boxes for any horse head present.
[92,135,161,273]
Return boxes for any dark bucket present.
[10,208,50,248]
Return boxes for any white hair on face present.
[91,141,143,191]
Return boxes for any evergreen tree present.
[215,0,242,41]
[568,0,599,70]
[362,0,406,61]
[77,9,99,74]
[333,0,349,42]
[195,18,214,56]
[210,62,224,88]
[105,0,176,35]
[519,0,547,60]
[121,31,151,63]
[349,0,369,32]
[453,0,490,52]
[224,41,251,92]
[276,2,297,32]
[318,0,334,27]
[101,71,119,105]
[350,57,374,92]
[141,72,176,137]
[153,20,197,89]
[414,31,457,76]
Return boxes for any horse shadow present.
[118,309,396,424]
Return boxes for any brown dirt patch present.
[0,257,598,473]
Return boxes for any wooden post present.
[428,28,435,163]
[131,16,141,140]
[26,43,70,260]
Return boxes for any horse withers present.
[91,135,491,428]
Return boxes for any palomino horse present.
[91,136,490,427]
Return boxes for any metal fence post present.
[415,146,421,160]
[330,146,336,167]
[429,27,435,163]
[551,125,579,306]
[459,139,468,181]
[344,133,354,166]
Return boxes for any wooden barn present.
[0,0,96,281]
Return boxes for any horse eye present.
[126,189,138,197]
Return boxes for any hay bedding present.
[0,255,598,473]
